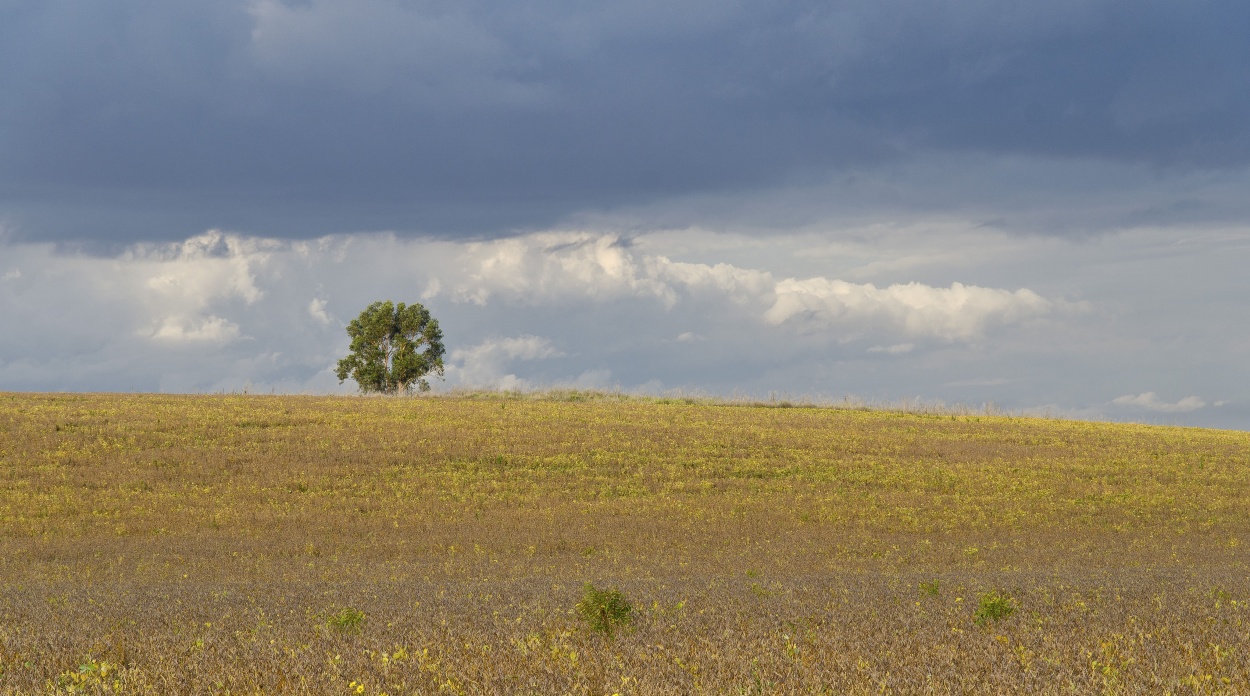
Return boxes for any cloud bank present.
[1,223,1243,428]
[436,232,1054,345]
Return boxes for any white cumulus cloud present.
[131,231,274,344]
[429,231,1054,342]
[308,298,332,325]
[147,316,242,344]
[765,279,1051,341]
[1112,392,1207,413]
[138,231,268,306]
[448,233,673,306]
[448,335,565,389]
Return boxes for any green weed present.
[327,607,366,633]
[974,591,1017,626]
[575,583,634,637]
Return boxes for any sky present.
[1,0,1248,429]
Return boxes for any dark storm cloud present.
[2,0,1248,242]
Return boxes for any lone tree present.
[336,300,445,394]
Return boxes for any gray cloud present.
[2,0,1248,242]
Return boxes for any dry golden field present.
[0,391,1248,695]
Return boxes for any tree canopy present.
[335,301,445,394]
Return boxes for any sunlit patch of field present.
[0,391,1247,694]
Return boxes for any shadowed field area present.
[1,392,1248,694]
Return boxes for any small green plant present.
[973,591,1017,626]
[58,659,119,693]
[920,579,940,597]
[575,583,634,637]
[327,607,366,633]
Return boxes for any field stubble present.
[0,392,1247,694]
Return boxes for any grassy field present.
[0,391,1248,694]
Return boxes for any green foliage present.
[973,591,1017,626]
[920,579,941,597]
[327,607,366,633]
[336,300,445,394]
[575,583,634,637]
[58,659,120,693]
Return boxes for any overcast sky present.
[1,0,1247,429]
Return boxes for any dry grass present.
[1,391,1248,694]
